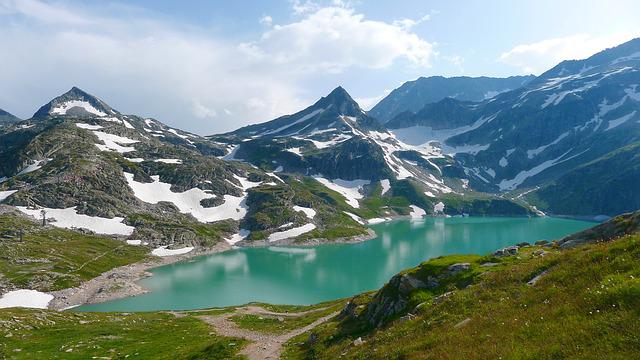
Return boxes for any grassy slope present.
[0,309,246,360]
[283,233,640,359]
[0,213,148,291]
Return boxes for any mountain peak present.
[316,86,362,115]
[0,107,21,125]
[33,87,117,119]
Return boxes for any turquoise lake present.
[77,217,594,312]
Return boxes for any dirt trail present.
[198,305,338,360]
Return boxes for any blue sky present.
[1,0,639,134]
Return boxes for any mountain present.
[0,108,20,126]
[369,75,535,122]
[0,87,374,248]
[387,37,640,216]
[213,86,533,218]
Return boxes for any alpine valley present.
[1,36,640,360]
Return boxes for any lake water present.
[77,217,594,312]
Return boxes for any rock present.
[398,313,416,323]
[480,262,499,267]
[433,291,454,304]
[306,333,318,345]
[534,240,549,246]
[454,317,471,329]
[533,249,549,257]
[447,263,470,275]
[517,242,531,247]
[493,246,518,257]
[353,337,364,346]
[338,299,358,320]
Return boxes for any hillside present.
[281,211,640,359]
[0,108,20,126]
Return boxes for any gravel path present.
[198,305,338,360]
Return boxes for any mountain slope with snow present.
[385,37,640,216]
[0,88,372,249]
[370,75,534,122]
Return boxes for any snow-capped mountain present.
[215,86,463,196]
[370,75,534,122]
[387,37,640,215]
[3,87,367,248]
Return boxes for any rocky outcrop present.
[360,263,472,327]
[556,210,640,248]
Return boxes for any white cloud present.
[392,14,430,30]
[259,15,273,26]
[0,0,436,134]
[500,33,640,74]
[191,99,217,119]
[240,7,435,74]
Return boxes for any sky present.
[1,0,639,134]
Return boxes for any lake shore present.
[48,228,380,311]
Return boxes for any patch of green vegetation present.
[0,308,246,359]
[230,302,343,335]
[282,232,640,359]
[0,214,147,291]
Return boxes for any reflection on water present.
[77,217,594,312]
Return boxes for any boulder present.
[493,246,518,257]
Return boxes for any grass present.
[0,214,148,291]
[0,308,246,360]
[229,301,344,335]
[282,233,640,359]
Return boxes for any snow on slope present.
[17,159,50,175]
[92,131,138,153]
[409,205,426,218]
[293,205,316,219]
[380,179,391,195]
[75,122,103,130]
[124,172,260,223]
[16,206,134,235]
[0,190,18,202]
[0,289,54,309]
[51,100,107,117]
[312,176,370,208]
[267,223,317,242]
[151,246,194,257]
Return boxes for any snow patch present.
[75,123,103,130]
[154,158,183,164]
[433,202,445,214]
[124,172,256,223]
[268,223,316,242]
[380,179,391,195]
[605,111,637,131]
[343,211,364,224]
[16,206,134,235]
[92,131,138,153]
[0,289,54,309]
[0,190,18,202]
[312,176,369,208]
[18,159,50,175]
[225,229,250,245]
[151,246,194,257]
[51,100,107,117]
[293,205,316,219]
[409,205,426,218]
